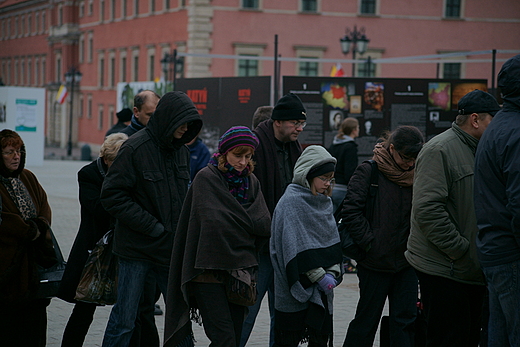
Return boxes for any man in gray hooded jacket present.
[100,91,202,347]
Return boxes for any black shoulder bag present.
[335,160,378,262]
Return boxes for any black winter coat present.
[101,92,202,266]
[57,158,112,303]
[328,139,358,185]
[340,161,412,273]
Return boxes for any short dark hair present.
[381,125,424,159]
[134,90,160,111]
[252,106,273,129]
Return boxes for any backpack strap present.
[364,159,379,221]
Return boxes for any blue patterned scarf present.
[209,154,250,205]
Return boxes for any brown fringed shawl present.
[164,164,271,346]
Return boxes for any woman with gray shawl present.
[270,145,343,347]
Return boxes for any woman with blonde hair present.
[165,126,271,347]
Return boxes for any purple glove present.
[317,274,337,295]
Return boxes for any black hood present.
[498,54,520,108]
[146,91,202,150]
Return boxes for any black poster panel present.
[283,76,487,162]
[177,76,271,154]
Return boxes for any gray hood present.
[292,145,336,189]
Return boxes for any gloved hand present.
[317,274,337,295]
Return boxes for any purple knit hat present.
[218,126,259,155]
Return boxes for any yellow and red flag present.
[56,85,68,104]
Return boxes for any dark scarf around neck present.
[209,154,250,204]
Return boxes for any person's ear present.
[470,113,480,129]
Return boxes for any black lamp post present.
[161,49,184,91]
[340,25,370,77]
[65,68,82,157]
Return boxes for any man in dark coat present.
[105,108,133,136]
[474,54,520,346]
[100,91,202,346]
[121,90,160,137]
[240,93,306,347]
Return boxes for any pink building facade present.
[1,0,519,150]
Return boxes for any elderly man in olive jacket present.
[100,91,202,347]
[406,89,500,347]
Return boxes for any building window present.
[301,0,317,12]
[298,57,318,76]
[79,35,85,63]
[165,0,170,10]
[42,12,46,32]
[79,94,84,118]
[41,58,46,85]
[98,105,104,130]
[134,0,139,17]
[357,57,376,77]
[27,58,32,85]
[238,55,258,77]
[20,59,25,85]
[58,5,63,26]
[122,0,128,17]
[110,0,116,20]
[443,62,461,78]
[360,0,376,15]
[110,56,115,87]
[35,13,39,34]
[150,0,155,13]
[148,54,155,81]
[14,17,18,37]
[87,94,92,118]
[242,0,258,9]
[100,0,105,22]
[56,55,62,83]
[445,0,461,18]
[133,54,139,81]
[121,55,127,82]
[80,1,85,17]
[27,15,31,35]
[21,16,25,36]
[99,56,105,87]
[88,33,93,63]
[89,0,94,16]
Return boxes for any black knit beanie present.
[271,93,307,121]
[307,162,335,180]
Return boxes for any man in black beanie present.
[240,93,306,347]
[105,108,133,136]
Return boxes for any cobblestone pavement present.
[28,158,385,347]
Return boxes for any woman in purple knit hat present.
[164,126,272,347]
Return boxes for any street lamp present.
[65,68,82,157]
[340,25,370,77]
[161,49,184,91]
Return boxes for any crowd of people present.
[0,54,519,347]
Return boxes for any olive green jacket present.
[405,123,485,285]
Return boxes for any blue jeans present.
[482,259,520,347]
[102,258,169,347]
[239,252,275,347]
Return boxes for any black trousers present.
[416,270,486,347]
[0,298,50,347]
[191,282,246,347]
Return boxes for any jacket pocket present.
[142,170,166,202]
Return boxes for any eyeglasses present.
[288,121,307,129]
[2,149,25,157]
[317,176,335,184]
[397,151,415,164]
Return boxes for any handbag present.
[335,160,379,262]
[75,230,118,305]
[37,228,67,298]
[226,267,257,306]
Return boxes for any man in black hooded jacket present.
[474,54,520,346]
[100,91,202,347]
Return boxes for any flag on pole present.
[330,63,344,77]
[56,84,68,104]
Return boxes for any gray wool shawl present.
[270,183,341,314]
